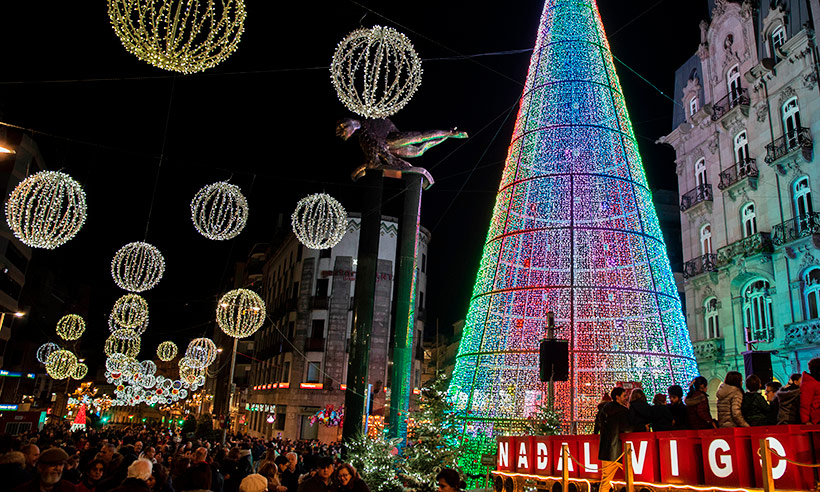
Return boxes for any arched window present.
[804,268,820,320]
[782,97,802,149]
[743,280,774,342]
[689,96,699,116]
[727,64,741,102]
[742,202,757,237]
[770,25,786,59]
[695,158,707,187]
[794,176,813,221]
[700,223,712,255]
[704,297,720,339]
[734,131,749,164]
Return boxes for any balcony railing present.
[711,88,750,121]
[680,184,713,212]
[716,232,773,267]
[765,126,813,163]
[783,319,820,346]
[718,158,758,190]
[772,212,820,246]
[692,338,724,360]
[305,337,325,351]
[683,254,718,279]
[311,296,329,310]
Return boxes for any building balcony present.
[692,338,724,360]
[783,319,820,346]
[772,212,820,246]
[311,296,329,310]
[716,232,773,267]
[765,126,813,164]
[680,184,712,212]
[718,158,758,191]
[711,88,750,121]
[683,254,718,279]
[305,337,325,351]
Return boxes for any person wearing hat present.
[239,474,268,492]
[13,447,78,492]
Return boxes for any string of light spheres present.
[216,289,266,338]
[104,329,141,358]
[5,171,88,249]
[111,242,165,292]
[109,294,149,334]
[46,350,78,380]
[36,342,60,365]
[157,341,178,361]
[184,338,218,369]
[190,181,249,240]
[56,314,86,341]
[291,193,348,250]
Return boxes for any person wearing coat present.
[741,375,770,426]
[334,464,370,492]
[628,389,653,432]
[597,387,632,492]
[684,377,717,429]
[776,374,802,424]
[716,371,749,428]
[800,357,820,424]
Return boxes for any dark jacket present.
[684,391,714,429]
[111,478,152,492]
[668,402,688,430]
[651,403,674,431]
[2,462,31,490]
[741,391,770,426]
[800,371,820,424]
[13,479,78,492]
[776,383,801,424]
[597,401,632,462]
[339,478,370,492]
[297,475,333,492]
[628,400,653,432]
[281,467,301,492]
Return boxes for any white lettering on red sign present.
[556,443,574,472]
[669,440,679,476]
[536,442,549,470]
[583,442,598,472]
[708,439,733,478]
[760,437,787,480]
[625,440,648,475]
[517,441,529,470]
[498,441,509,468]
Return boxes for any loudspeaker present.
[743,351,773,384]
[539,339,569,382]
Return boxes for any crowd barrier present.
[493,425,820,491]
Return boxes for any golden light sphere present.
[191,181,249,240]
[179,359,205,385]
[71,363,89,380]
[104,329,141,358]
[109,294,149,332]
[56,314,86,341]
[216,288,266,338]
[46,350,78,380]
[291,193,347,250]
[185,338,217,369]
[111,242,165,292]
[157,341,178,361]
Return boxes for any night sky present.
[0,1,708,375]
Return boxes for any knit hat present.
[39,448,69,465]
[240,474,268,492]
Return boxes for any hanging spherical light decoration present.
[291,193,347,250]
[140,360,157,376]
[70,362,89,380]
[156,341,178,361]
[45,350,78,380]
[216,288,266,338]
[111,242,165,292]
[36,342,61,364]
[179,361,205,385]
[109,294,149,330]
[330,25,423,119]
[5,171,88,249]
[190,181,249,240]
[56,314,86,341]
[107,0,247,74]
[104,329,141,358]
[106,354,133,373]
[184,338,217,369]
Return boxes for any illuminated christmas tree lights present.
[446,0,698,476]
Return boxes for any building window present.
[727,64,741,102]
[4,242,28,273]
[421,253,427,273]
[734,131,749,164]
[315,278,329,297]
[418,291,425,309]
[743,280,774,342]
[770,25,786,59]
[689,95,699,116]
[700,224,712,255]
[741,202,757,237]
[794,176,813,221]
[695,158,707,187]
[782,97,802,149]
[311,319,325,339]
[282,361,290,383]
[805,268,820,319]
[306,361,321,383]
[704,297,719,339]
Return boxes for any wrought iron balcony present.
[765,126,813,163]
[692,338,724,360]
[772,212,820,246]
[718,158,758,190]
[711,88,750,121]
[305,337,325,351]
[683,254,718,279]
[680,184,713,212]
[716,232,773,267]
[784,319,820,346]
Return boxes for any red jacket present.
[800,371,820,424]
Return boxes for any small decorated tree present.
[524,401,561,436]
[346,431,404,492]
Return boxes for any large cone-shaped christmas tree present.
[447,0,698,473]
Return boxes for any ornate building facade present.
[660,0,820,392]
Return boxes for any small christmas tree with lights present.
[346,432,404,492]
[71,404,87,431]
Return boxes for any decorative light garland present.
[216,288,266,338]
[36,342,60,364]
[109,294,149,331]
[111,242,165,292]
[184,338,217,369]
[179,360,205,385]
[107,0,247,74]
[46,350,78,380]
[5,171,87,249]
[71,363,89,380]
[106,354,135,373]
[104,329,141,358]
[56,314,86,341]
[190,181,249,240]
[330,25,423,118]
[157,341,178,361]
[291,193,347,250]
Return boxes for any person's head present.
[316,456,334,481]
[652,393,667,406]
[21,444,39,467]
[193,447,208,463]
[809,357,820,379]
[98,443,116,463]
[688,376,708,396]
[143,447,156,460]
[264,448,277,461]
[275,454,289,472]
[436,468,465,492]
[36,448,69,486]
[134,441,143,453]
[335,119,361,141]
[239,473,269,492]
[765,381,782,401]
[746,374,762,393]
[629,388,647,404]
[259,462,278,479]
[790,373,802,386]
[334,463,358,488]
[127,459,153,482]
[668,385,683,404]
[724,371,744,389]
[148,463,169,491]
[286,452,298,471]
[610,387,628,406]
[86,458,106,482]
[185,462,212,491]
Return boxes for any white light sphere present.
[5,171,88,249]
[291,193,347,250]
[191,181,249,240]
[157,341,178,361]
[71,362,89,380]
[140,360,157,376]
[36,342,61,364]
[106,354,132,373]
[104,329,141,358]
[179,361,205,385]
[46,350,78,380]
[330,25,423,119]
[56,314,86,341]
[109,294,149,331]
[216,288,266,338]
[111,242,165,292]
[185,338,217,369]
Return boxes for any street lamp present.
[0,311,25,334]
[0,143,14,154]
